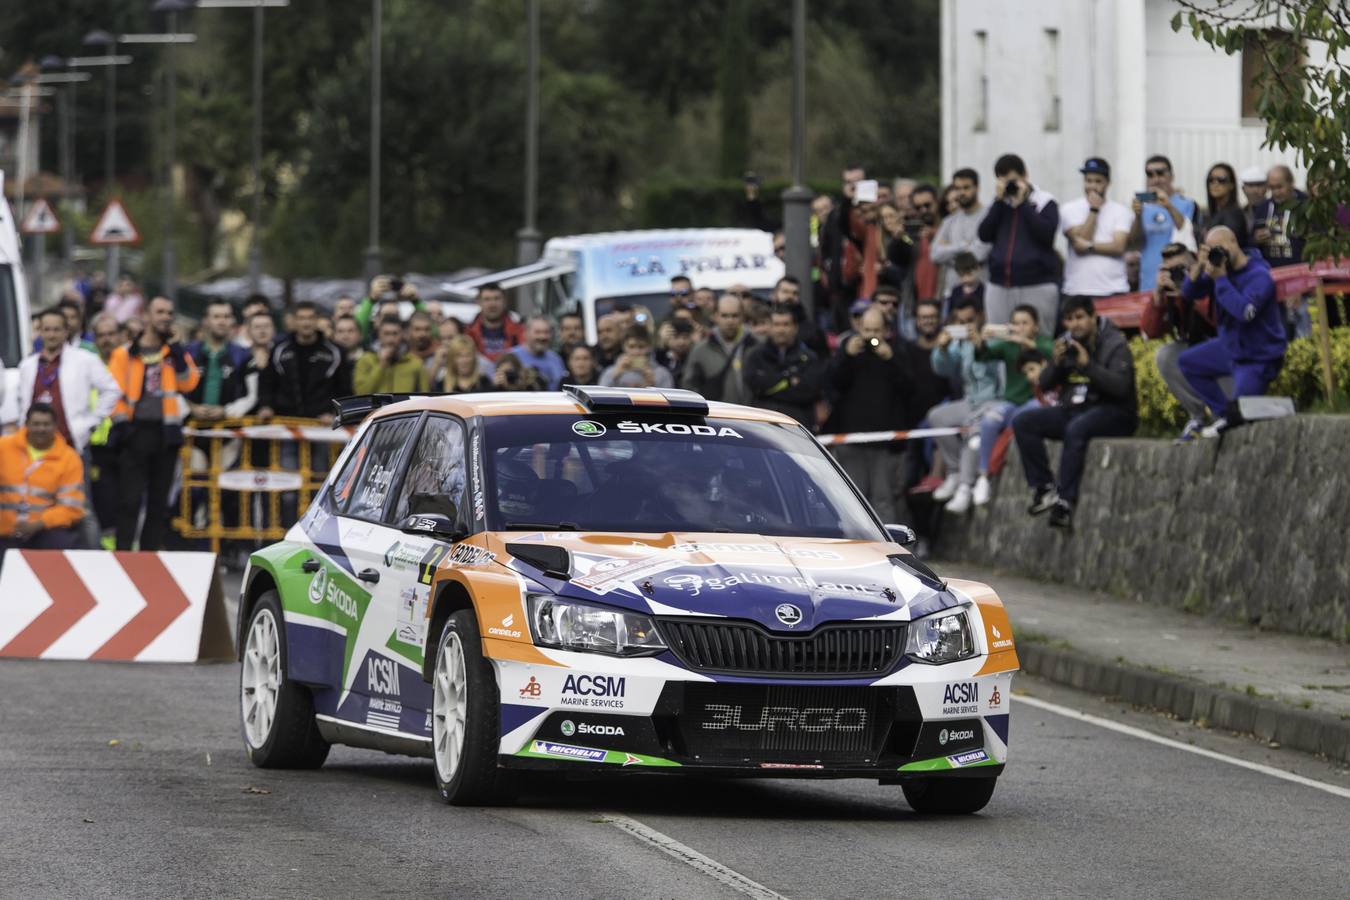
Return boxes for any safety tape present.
[181,424,354,444]
[816,426,971,446]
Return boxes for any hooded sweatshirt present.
[1182,248,1286,364]
[1039,317,1137,415]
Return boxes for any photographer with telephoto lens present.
[1141,242,1222,441]
[1175,226,1286,438]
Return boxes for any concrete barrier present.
[936,414,1350,641]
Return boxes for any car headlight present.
[904,607,976,664]
[527,594,667,657]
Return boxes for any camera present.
[1166,265,1187,287]
[1207,246,1228,267]
[1003,179,1020,199]
[503,367,520,387]
[868,337,881,348]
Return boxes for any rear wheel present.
[902,776,997,815]
[432,609,517,805]
[240,591,330,769]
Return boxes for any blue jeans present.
[977,398,1042,475]
[1177,338,1283,420]
[1013,404,1138,504]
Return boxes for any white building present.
[940,0,1311,209]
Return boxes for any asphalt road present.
[1,657,1346,900]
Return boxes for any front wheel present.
[902,776,997,815]
[431,609,517,805]
[240,591,330,769]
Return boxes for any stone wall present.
[936,415,1350,641]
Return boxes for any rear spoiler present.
[331,393,447,428]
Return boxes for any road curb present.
[1018,642,1350,767]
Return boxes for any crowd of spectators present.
[0,151,1315,554]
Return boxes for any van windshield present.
[482,414,883,540]
[0,264,21,368]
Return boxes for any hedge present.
[1131,326,1350,433]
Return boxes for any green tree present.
[1172,1,1348,262]
[718,0,751,178]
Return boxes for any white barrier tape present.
[183,425,354,444]
[817,426,970,446]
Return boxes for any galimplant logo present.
[774,603,803,627]
[307,566,328,605]
[572,420,606,437]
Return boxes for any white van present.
[0,173,34,414]
[442,228,785,343]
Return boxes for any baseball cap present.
[1079,157,1111,178]
[1240,166,1267,184]
[850,298,871,316]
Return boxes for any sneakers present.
[1048,499,1074,529]
[1027,486,1058,516]
[1200,417,1228,439]
[1175,418,1204,443]
[932,474,961,502]
[972,475,992,506]
[945,484,973,514]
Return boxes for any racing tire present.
[901,776,997,815]
[431,609,518,806]
[240,591,331,769]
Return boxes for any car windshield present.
[482,414,883,540]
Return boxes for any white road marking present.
[601,813,789,900]
[1014,694,1350,800]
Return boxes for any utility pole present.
[781,0,813,320]
[364,0,383,284]
[249,2,265,292]
[515,0,542,266]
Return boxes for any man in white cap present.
[1239,167,1268,238]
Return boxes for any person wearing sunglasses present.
[669,275,693,302]
[1128,155,1198,291]
[1198,162,1248,247]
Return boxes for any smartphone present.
[1134,191,1157,203]
[984,323,1013,340]
[944,324,970,340]
[854,179,879,203]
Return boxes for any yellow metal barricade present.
[173,417,353,552]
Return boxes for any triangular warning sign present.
[20,198,61,235]
[90,199,141,245]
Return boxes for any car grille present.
[676,683,888,763]
[657,618,905,677]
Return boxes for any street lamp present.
[364,0,383,284]
[139,0,200,303]
[79,29,134,283]
[515,0,541,266]
[38,57,90,266]
[196,0,291,293]
[781,0,813,321]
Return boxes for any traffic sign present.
[90,198,141,245]
[20,198,61,235]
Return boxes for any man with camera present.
[745,307,823,428]
[1175,226,1286,437]
[355,315,429,395]
[976,154,1061,329]
[827,306,910,523]
[1142,243,1222,441]
[1012,296,1137,529]
[1128,155,1198,291]
[354,275,426,341]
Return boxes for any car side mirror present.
[884,523,918,546]
[400,513,466,541]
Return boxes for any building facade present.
[940,0,1311,209]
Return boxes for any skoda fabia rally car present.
[237,386,1018,814]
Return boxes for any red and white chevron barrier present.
[0,551,234,663]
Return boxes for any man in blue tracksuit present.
[1177,226,1287,437]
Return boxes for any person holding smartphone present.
[1128,155,1198,291]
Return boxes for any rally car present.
[237,386,1018,814]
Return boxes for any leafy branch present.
[1172,1,1348,263]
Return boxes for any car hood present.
[492,532,958,632]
